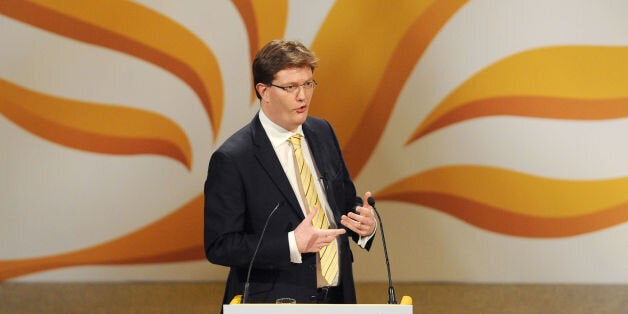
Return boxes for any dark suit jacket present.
[204,113,372,304]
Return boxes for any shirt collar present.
[259,109,304,148]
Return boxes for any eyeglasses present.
[269,80,317,93]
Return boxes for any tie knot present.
[288,134,302,148]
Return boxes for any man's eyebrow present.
[280,78,314,85]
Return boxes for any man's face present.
[257,66,314,132]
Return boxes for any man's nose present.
[296,85,306,99]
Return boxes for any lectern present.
[224,303,412,314]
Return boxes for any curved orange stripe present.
[376,165,628,217]
[0,195,204,281]
[248,0,287,49]
[232,0,259,64]
[378,192,628,238]
[0,0,223,139]
[311,0,468,177]
[409,46,628,142]
[410,96,628,141]
[233,0,288,62]
[0,79,191,169]
[343,0,468,176]
[232,0,287,102]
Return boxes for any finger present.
[340,215,361,233]
[304,205,318,223]
[356,206,374,218]
[363,191,372,208]
[346,214,363,227]
[343,213,373,235]
[321,228,346,237]
[348,211,367,223]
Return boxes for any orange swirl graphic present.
[311,0,468,176]
[0,0,224,139]
[0,0,282,281]
[376,166,628,237]
[0,79,192,169]
[3,0,627,282]
[232,0,288,102]
[409,96,628,141]
[0,195,204,281]
[409,46,628,141]
[233,0,288,64]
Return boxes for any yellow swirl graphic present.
[0,196,204,281]
[311,0,468,175]
[1,1,627,282]
[409,46,628,141]
[233,0,288,64]
[0,79,192,168]
[0,0,224,139]
[232,0,288,101]
[376,166,628,237]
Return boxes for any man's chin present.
[287,116,307,131]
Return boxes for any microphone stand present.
[368,197,397,304]
[242,202,282,303]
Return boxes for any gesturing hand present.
[294,206,346,253]
[340,191,377,237]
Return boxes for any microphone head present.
[367,196,375,207]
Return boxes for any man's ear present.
[256,83,269,102]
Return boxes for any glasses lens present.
[305,80,317,89]
[271,80,316,93]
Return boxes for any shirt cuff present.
[288,231,302,263]
[357,218,378,248]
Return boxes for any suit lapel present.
[251,115,304,219]
[302,120,326,176]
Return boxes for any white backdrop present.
[1,0,627,283]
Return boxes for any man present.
[204,39,376,305]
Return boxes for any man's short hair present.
[252,40,318,99]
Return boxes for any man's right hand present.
[294,206,346,253]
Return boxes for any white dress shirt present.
[258,110,374,286]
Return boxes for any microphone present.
[367,196,397,304]
[242,201,282,303]
[318,173,328,190]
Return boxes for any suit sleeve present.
[203,150,291,269]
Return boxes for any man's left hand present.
[340,191,376,237]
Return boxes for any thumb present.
[363,191,373,208]
[304,205,318,223]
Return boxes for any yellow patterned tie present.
[288,134,338,286]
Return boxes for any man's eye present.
[285,86,296,91]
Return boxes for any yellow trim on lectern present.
[400,295,413,305]
[230,294,243,304]
[229,294,412,305]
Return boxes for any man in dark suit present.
[204,40,376,305]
